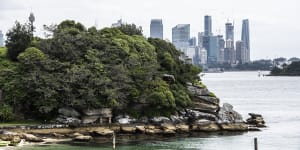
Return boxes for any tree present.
[116,24,143,36]
[5,21,32,61]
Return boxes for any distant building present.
[193,46,201,66]
[150,19,163,39]
[112,19,123,27]
[189,37,197,47]
[204,15,212,36]
[172,24,190,50]
[200,48,208,65]
[242,19,250,62]
[0,30,3,47]
[225,22,234,41]
[236,41,247,64]
[198,32,204,48]
[217,35,225,64]
[208,36,218,64]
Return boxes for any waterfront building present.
[150,19,163,39]
[242,19,250,62]
[0,30,3,47]
[172,24,190,50]
[200,48,208,65]
[236,41,247,64]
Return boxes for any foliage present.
[0,104,14,122]
[5,21,32,61]
[0,20,203,119]
[271,61,300,76]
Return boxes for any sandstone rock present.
[53,133,65,138]
[136,126,146,133]
[162,129,176,135]
[218,103,244,123]
[191,102,219,114]
[121,126,136,133]
[187,85,210,96]
[145,125,156,130]
[197,123,220,132]
[72,132,83,137]
[170,115,184,124]
[22,133,43,142]
[186,109,218,121]
[58,108,80,118]
[246,113,266,127]
[81,115,99,124]
[145,129,163,134]
[82,108,112,117]
[195,96,220,105]
[220,123,248,131]
[175,124,190,133]
[92,128,114,136]
[73,135,92,142]
[161,124,176,131]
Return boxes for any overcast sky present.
[0,0,299,60]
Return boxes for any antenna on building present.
[94,19,98,29]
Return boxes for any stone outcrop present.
[21,133,43,142]
[73,135,92,142]
[218,103,244,123]
[246,113,266,127]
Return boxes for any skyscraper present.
[198,32,204,48]
[172,24,190,49]
[236,41,247,64]
[150,19,163,39]
[204,15,212,36]
[225,22,234,41]
[242,19,250,62]
[0,30,4,47]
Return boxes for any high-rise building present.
[242,19,250,62]
[0,30,4,47]
[236,41,247,64]
[225,22,234,41]
[200,48,208,65]
[217,35,225,64]
[189,37,197,47]
[198,32,204,48]
[150,19,163,39]
[208,36,218,64]
[172,24,190,49]
[204,15,212,36]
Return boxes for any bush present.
[0,104,14,122]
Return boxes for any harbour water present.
[17,71,300,150]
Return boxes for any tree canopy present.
[0,20,201,120]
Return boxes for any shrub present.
[0,104,14,122]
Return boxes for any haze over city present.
[0,0,300,60]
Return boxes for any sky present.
[0,0,300,60]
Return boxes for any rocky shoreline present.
[0,82,266,148]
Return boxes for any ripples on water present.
[18,71,300,150]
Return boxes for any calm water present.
[16,71,300,150]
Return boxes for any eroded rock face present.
[246,113,266,127]
[21,133,43,142]
[187,85,210,96]
[220,123,248,131]
[150,117,171,124]
[81,116,99,124]
[56,116,81,125]
[58,108,80,118]
[73,135,92,142]
[116,115,137,124]
[186,109,218,122]
[218,103,244,123]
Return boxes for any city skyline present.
[0,0,299,59]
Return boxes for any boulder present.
[220,123,248,131]
[187,85,210,96]
[21,133,43,142]
[170,115,184,124]
[175,124,190,133]
[150,116,171,124]
[197,123,220,132]
[194,96,220,105]
[73,135,92,142]
[186,109,218,122]
[82,108,112,117]
[81,115,99,124]
[92,128,114,136]
[161,124,176,131]
[145,129,163,134]
[121,126,136,133]
[246,113,266,127]
[218,103,244,123]
[136,126,146,133]
[58,108,80,118]
[192,102,219,114]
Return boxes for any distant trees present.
[5,21,32,61]
[271,61,300,76]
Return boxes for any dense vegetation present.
[0,20,201,121]
[270,61,300,76]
